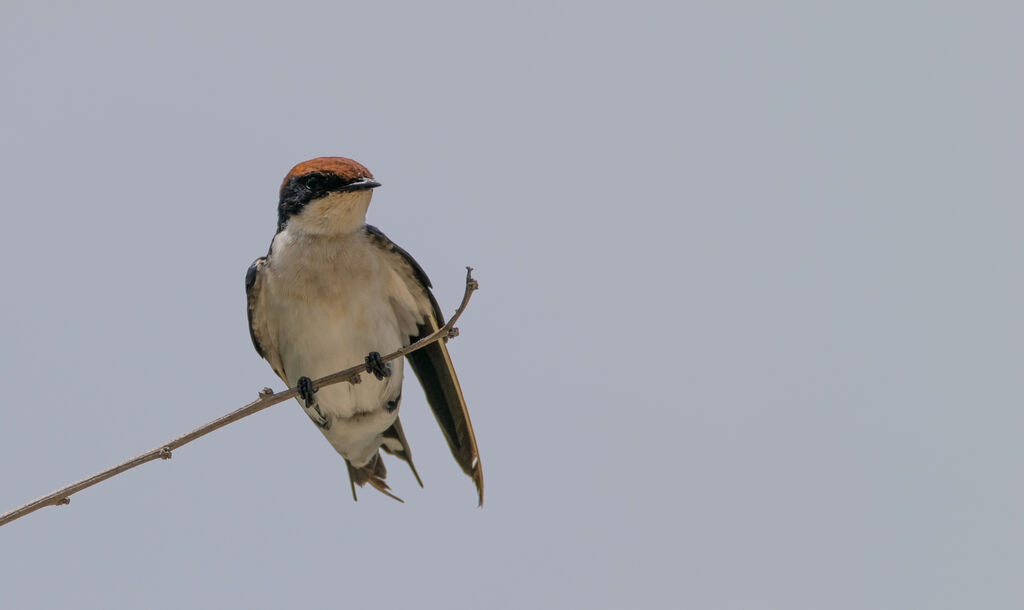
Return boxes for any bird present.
[245,156,482,505]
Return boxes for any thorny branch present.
[0,267,479,528]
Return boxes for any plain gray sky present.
[1,1,1022,608]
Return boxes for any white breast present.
[260,228,415,464]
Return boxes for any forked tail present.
[345,452,403,503]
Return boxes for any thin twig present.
[0,267,479,528]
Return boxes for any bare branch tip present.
[0,264,481,529]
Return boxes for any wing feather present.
[245,257,286,382]
[365,225,484,505]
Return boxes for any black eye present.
[303,175,322,191]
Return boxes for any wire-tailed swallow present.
[245,157,482,504]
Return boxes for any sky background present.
[1,1,1022,608]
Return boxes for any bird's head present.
[277,157,381,234]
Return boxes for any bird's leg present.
[297,376,330,429]
[365,351,391,380]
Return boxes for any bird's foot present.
[365,351,391,380]
[297,376,317,407]
[297,376,330,429]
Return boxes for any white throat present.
[285,190,373,236]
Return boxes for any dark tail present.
[345,452,403,503]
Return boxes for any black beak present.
[340,178,381,192]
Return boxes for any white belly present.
[257,228,432,466]
[273,292,406,464]
[264,261,409,465]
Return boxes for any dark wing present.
[365,225,484,505]
[246,257,286,382]
[380,414,423,488]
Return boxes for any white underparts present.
[254,195,434,466]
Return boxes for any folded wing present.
[366,225,484,505]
